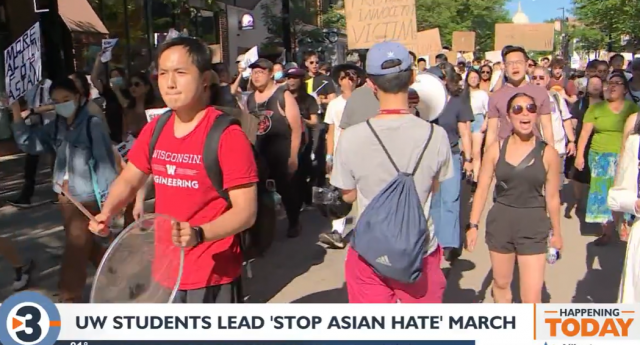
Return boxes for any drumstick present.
[55,182,98,223]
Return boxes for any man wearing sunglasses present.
[485,46,554,150]
[531,66,577,186]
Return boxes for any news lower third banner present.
[0,292,638,345]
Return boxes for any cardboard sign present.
[413,29,441,57]
[114,134,135,162]
[145,107,171,122]
[484,50,502,63]
[445,51,458,64]
[494,23,555,51]
[452,31,475,52]
[345,0,417,50]
[4,23,41,103]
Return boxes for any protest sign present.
[100,39,118,63]
[4,23,41,104]
[485,50,502,63]
[114,134,135,162]
[344,0,417,50]
[413,29,441,57]
[145,108,171,122]
[494,23,554,51]
[452,31,475,52]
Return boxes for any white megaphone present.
[409,72,448,122]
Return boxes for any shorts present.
[486,203,550,255]
[470,114,485,133]
[172,279,243,303]
[344,246,446,303]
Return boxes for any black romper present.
[486,137,551,255]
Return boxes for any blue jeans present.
[430,153,461,248]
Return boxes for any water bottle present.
[266,180,284,218]
[546,230,559,264]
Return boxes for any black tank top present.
[494,136,547,208]
[247,87,292,167]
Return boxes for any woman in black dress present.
[565,75,603,217]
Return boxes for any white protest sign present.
[114,134,135,162]
[4,23,42,104]
[145,107,171,122]
[241,46,259,79]
[484,50,502,63]
[100,39,118,63]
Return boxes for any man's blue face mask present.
[274,71,284,81]
[473,66,480,70]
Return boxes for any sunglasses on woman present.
[530,75,545,81]
[510,103,537,115]
[481,70,491,75]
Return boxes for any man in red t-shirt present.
[547,58,578,105]
[90,37,258,303]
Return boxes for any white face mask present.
[55,100,77,118]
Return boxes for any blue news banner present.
[55,340,476,345]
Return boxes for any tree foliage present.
[572,0,640,51]
[321,5,346,30]
[415,0,511,52]
[260,0,324,49]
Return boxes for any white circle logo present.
[6,302,52,345]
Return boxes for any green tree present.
[321,4,346,30]
[571,0,637,51]
[260,0,324,50]
[415,0,511,52]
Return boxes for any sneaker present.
[319,230,346,249]
[13,260,34,291]
[7,198,31,208]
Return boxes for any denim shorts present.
[471,114,485,133]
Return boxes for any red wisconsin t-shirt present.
[128,107,258,290]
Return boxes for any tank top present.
[494,136,547,208]
[247,87,292,166]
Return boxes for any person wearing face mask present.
[575,72,639,246]
[273,62,285,85]
[91,53,130,143]
[10,78,118,302]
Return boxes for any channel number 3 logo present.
[0,291,61,345]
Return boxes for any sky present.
[506,0,574,23]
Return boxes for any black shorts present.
[485,203,550,255]
[172,278,243,303]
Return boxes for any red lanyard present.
[379,109,411,115]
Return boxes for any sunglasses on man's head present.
[510,103,537,115]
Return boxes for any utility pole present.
[558,7,568,61]
[282,0,292,62]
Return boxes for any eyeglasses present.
[481,70,491,75]
[510,103,537,115]
[531,76,545,81]
[505,60,525,67]
[252,69,268,76]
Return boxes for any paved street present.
[0,180,626,303]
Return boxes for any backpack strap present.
[148,109,173,160]
[366,119,400,173]
[411,123,435,176]
[202,113,242,205]
[86,115,94,150]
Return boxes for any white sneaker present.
[12,260,34,291]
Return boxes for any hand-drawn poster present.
[413,29,441,57]
[4,23,41,104]
[100,38,118,63]
[145,107,171,122]
[345,0,417,50]
[452,31,475,52]
[494,23,555,51]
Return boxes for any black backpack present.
[148,109,276,260]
